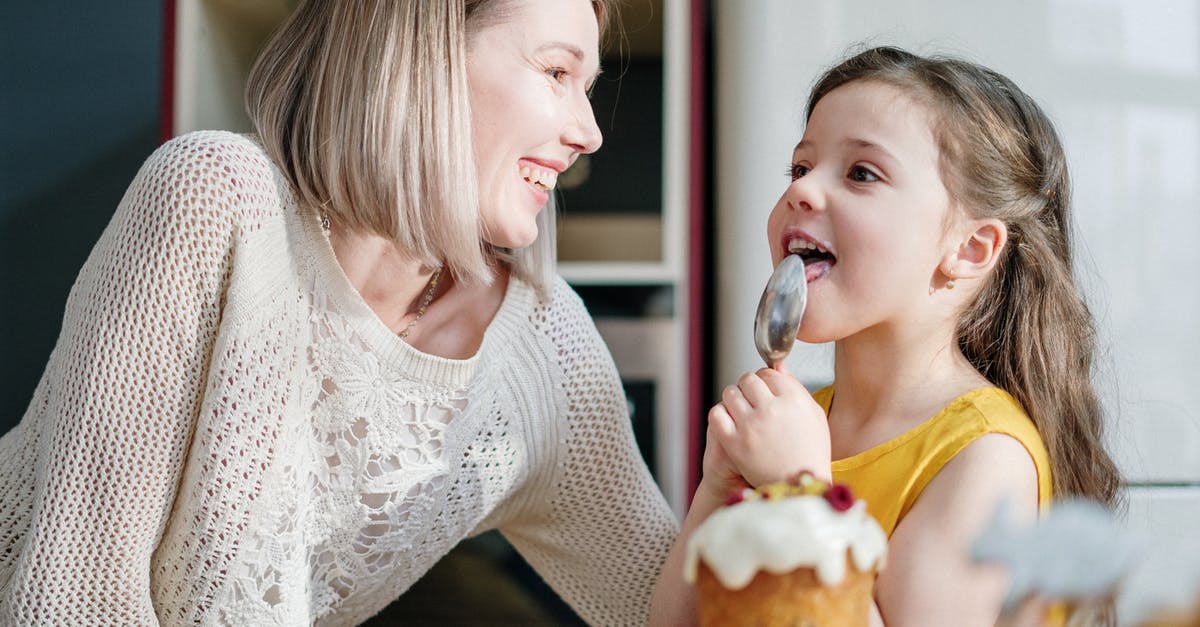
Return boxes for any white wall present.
[713,0,1200,620]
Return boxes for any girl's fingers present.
[721,383,753,416]
[736,371,774,407]
[708,403,736,437]
[757,366,806,397]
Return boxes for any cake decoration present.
[684,471,888,626]
[684,472,887,589]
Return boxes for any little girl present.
[652,46,1120,625]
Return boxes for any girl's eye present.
[848,165,879,183]
[788,163,810,180]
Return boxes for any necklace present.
[397,266,443,339]
[319,209,444,340]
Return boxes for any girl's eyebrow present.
[793,138,898,162]
[843,137,895,158]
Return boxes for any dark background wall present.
[1,2,163,434]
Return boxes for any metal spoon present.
[753,254,808,368]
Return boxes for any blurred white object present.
[972,498,1141,609]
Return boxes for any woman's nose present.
[565,94,603,154]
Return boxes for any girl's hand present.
[699,421,752,505]
[708,366,832,486]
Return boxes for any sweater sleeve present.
[0,133,243,624]
[501,279,679,626]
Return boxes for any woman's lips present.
[524,178,549,205]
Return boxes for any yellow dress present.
[818,385,1053,537]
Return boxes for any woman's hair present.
[807,46,1120,508]
[246,0,616,289]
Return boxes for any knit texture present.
[0,131,678,626]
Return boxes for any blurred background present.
[2,0,1198,623]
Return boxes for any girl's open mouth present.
[787,237,835,283]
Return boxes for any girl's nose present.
[785,175,824,212]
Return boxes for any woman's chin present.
[487,229,539,250]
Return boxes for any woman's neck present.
[328,228,443,332]
[326,225,511,359]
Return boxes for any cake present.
[684,472,887,627]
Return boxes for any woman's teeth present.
[521,166,558,191]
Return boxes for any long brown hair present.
[807,46,1120,508]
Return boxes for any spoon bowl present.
[753,254,808,368]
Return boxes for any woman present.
[0,1,679,624]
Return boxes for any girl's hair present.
[807,46,1120,508]
[245,0,616,289]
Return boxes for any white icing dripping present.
[684,497,888,589]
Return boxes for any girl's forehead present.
[803,82,938,154]
[819,81,929,123]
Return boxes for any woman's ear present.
[940,218,1007,280]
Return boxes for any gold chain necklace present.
[397,266,443,339]
[320,210,444,341]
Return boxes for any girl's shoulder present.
[832,386,1052,532]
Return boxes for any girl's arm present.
[875,433,1039,626]
[648,475,724,626]
[649,416,754,626]
[650,366,831,625]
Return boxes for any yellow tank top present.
[820,385,1063,625]
[819,385,1054,537]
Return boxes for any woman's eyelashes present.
[544,64,597,99]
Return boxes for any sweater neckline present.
[299,204,535,389]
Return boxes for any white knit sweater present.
[0,131,678,626]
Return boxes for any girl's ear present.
[941,218,1008,280]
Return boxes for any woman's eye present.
[788,163,810,180]
[546,67,568,82]
[849,165,879,183]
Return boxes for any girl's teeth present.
[787,239,830,254]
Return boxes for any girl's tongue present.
[801,256,833,283]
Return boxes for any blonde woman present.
[0,1,681,624]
